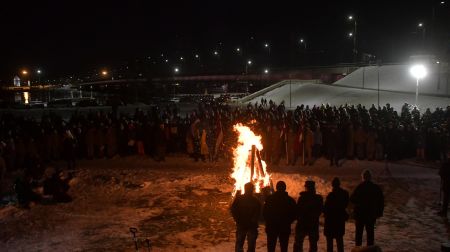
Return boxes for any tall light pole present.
[410,64,427,107]
[299,38,306,49]
[417,22,426,47]
[348,15,357,63]
[245,60,252,93]
[36,69,42,85]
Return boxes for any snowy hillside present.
[244,82,450,112]
[334,64,450,96]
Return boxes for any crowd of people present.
[231,169,384,252]
[0,98,448,174]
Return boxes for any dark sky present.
[1,0,448,80]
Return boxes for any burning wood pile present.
[230,124,272,197]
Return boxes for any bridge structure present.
[72,65,359,88]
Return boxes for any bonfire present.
[230,123,271,197]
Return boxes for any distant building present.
[13,76,20,87]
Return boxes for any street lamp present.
[174,67,179,73]
[214,50,219,56]
[37,69,42,84]
[409,64,427,107]
[236,47,241,52]
[101,70,108,76]
[347,15,357,63]
[264,68,269,74]
[299,38,307,49]
[417,22,426,46]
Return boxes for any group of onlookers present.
[231,169,384,252]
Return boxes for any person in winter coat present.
[438,154,450,217]
[200,129,209,161]
[293,180,324,252]
[350,169,384,247]
[304,125,314,165]
[263,181,296,252]
[328,124,340,167]
[231,182,261,252]
[62,130,76,170]
[324,177,349,252]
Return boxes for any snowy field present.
[246,82,450,112]
[1,156,448,251]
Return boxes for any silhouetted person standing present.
[350,169,384,247]
[263,181,296,252]
[324,177,349,252]
[231,182,261,252]
[439,154,450,217]
[293,180,323,252]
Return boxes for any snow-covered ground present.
[245,82,450,112]
[334,64,450,96]
[0,156,448,251]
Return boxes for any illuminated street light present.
[299,38,306,49]
[264,43,269,48]
[174,67,179,73]
[418,22,423,27]
[165,59,169,62]
[180,57,184,60]
[409,64,427,106]
[37,69,42,84]
[22,70,28,75]
[247,60,252,65]
[264,68,269,74]
[236,47,241,52]
[214,51,219,55]
[347,14,357,63]
[101,70,108,76]
[195,54,199,58]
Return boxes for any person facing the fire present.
[293,179,323,252]
[231,182,262,252]
[263,181,296,252]
[350,169,384,247]
[323,177,349,252]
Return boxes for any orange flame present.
[231,123,271,197]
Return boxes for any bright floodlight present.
[101,71,108,76]
[214,51,218,55]
[174,67,179,73]
[195,54,199,58]
[247,60,252,65]
[410,64,427,79]
[180,57,184,60]
[348,32,353,37]
[348,15,353,20]
[418,23,423,27]
[37,69,41,74]
[165,59,169,62]
[236,47,240,52]
[264,43,269,48]
[300,38,304,43]
[22,70,28,75]
[264,69,269,74]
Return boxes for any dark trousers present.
[326,236,344,252]
[442,184,449,214]
[293,228,319,252]
[266,229,290,252]
[355,218,375,246]
[235,226,258,252]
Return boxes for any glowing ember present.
[231,123,271,197]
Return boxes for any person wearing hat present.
[231,182,262,252]
[324,177,349,252]
[293,179,323,252]
[263,181,296,252]
[350,169,384,247]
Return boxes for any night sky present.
[1,0,449,81]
